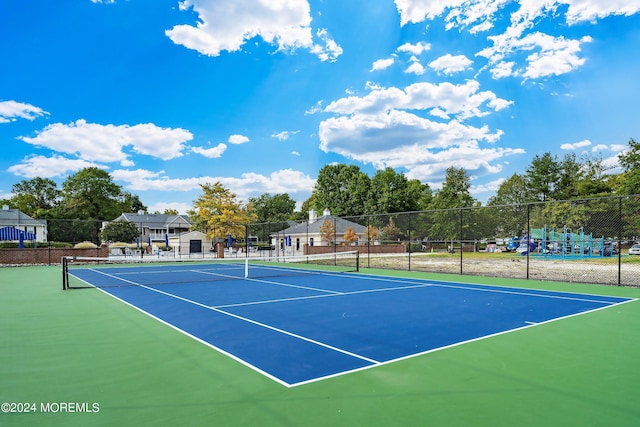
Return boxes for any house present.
[0,205,48,243]
[109,212,192,243]
[273,209,367,255]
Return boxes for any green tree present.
[291,194,315,221]
[617,138,640,237]
[576,155,613,197]
[365,168,428,214]
[526,153,561,201]
[123,192,147,213]
[10,177,60,218]
[380,217,401,242]
[100,220,140,243]
[487,173,532,236]
[429,167,475,240]
[58,167,127,220]
[190,182,256,242]
[249,193,296,223]
[618,138,640,195]
[313,164,370,216]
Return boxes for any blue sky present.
[1,0,639,214]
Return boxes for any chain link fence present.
[4,195,639,286]
[249,195,640,287]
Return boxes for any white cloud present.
[428,54,473,75]
[0,100,49,123]
[471,177,507,195]
[405,57,426,75]
[7,155,102,178]
[395,1,638,80]
[561,139,592,150]
[305,100,324,115]
[564,0,640,25]
[310,28,344,62]
[191,143,227,158]
[291,151,301,156]
[20,119,193,164]
[228,134,250,144]
[397,41,431,55]
[111,168,316,202]
[272,130,300,141]
[521,34,592,79]
[489,61,515,79]
[319,78,518,182]
[371,58,395,72]
[166,0,342,62]
[324,80,512,119]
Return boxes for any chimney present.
[309,209,317,224]
[323,208,331,216]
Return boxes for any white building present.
[273,209,367,255]
[0,206,48,243]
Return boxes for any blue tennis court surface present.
[69,263,633,387]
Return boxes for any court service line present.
[213,281,438,309]
[198,270,343,295]
[85,268,381,365]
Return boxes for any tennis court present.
[3,261,640,426]
[65,256,633,386]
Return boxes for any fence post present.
[457,208,462,275]
[526,204,531,280]
[618,196,622,285]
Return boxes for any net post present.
[356,252,360,272]
[244,258,249,279]
[62,256,68,290]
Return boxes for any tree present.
[58,167,127,220]
[100,220,140,243]
[123,192,147,214]
[343,226,358,245]
[487,173,532,236]
[249,193,296,223]
[191,182,256,242]
[364,225,379,243]
[319,219,336,244]
[617,138,640,195]
[313,164,370,216]
[366,167,427,214]
[526,153,561,201]
[430,167,475,210]
[10,177,60,218]
[380,217,401,242]
[429,167,475,240]
[575,155,613,197]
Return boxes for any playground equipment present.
[530,226,613,258]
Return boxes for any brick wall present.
[0,244,109,265]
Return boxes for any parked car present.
[629,243,640,255]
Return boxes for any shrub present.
[74,241,98,249]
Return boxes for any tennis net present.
[62,251,359,290]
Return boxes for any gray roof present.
[0,208,47,227]
[113,213,192,228]
[279,215,366,236]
